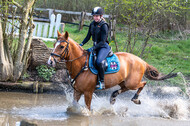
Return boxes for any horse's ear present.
[57,30,62,37]
[65,31,69,40]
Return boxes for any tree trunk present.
[0,18,14,81]
[0,0,36,82]
[13,0,36,81]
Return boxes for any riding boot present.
[96,62,105,90]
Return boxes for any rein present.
[69,54,88,85]
[51,39,88,90]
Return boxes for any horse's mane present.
[68,37,86,53]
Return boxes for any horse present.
[47,31,177,110]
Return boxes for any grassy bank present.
[44,24,190,77]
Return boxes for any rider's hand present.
[79,43,83,46]
[86,47,95,53]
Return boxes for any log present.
[0,39,70,92]
[0,81,64,93]
[29,38,66,70]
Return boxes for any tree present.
[0,0,36,82]
[101,0,189,57]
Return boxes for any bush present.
[36,65,56,81]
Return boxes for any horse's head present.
[47,31,70,67]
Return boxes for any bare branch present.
[11,0,22,9]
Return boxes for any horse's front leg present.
[84,91,93,110]
[74,90,82,102]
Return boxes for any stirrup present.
[96,81,105,90]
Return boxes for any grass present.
[45,23,190,77]
[146,38,190,75]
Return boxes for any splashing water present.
[177,72,190,98]
[64,85,190,120]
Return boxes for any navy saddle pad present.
[89,53,120,75]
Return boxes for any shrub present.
[36,65,56,81]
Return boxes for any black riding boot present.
[96,62,105,90]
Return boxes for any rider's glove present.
[86,47,95,53]
[79,43,83,46]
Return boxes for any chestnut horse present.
[47,31,177,110]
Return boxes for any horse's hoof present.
[110,98,116,105]
[132,99,141,105]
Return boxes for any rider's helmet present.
[91,7,104,15]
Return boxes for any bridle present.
[50,40,70,61]
[51,39,87,63]
[50,39,88,90]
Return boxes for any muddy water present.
[0,86,190,126]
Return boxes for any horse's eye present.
[60,46,64,49]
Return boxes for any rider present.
[79,7,110,90]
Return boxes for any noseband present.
[51,40,69,62]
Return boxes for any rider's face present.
[93,15,101,22]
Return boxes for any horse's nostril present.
[50,60,53,65]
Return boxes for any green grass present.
[146,39,190,75]
[45,23,190,76]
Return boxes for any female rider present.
[79,7,110,90]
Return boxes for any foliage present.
[21,72,30,79]
[99,0,189,57]
[34,0,99,11]
[36,65,56,81]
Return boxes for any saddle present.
[89,49,120,75]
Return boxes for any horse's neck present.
[68,39,84,59]
[66,40,86,78]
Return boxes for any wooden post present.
[61,23,65,33]
[33,81,38,93]
[78,11,86,31]
[109,15,116,40]
[54,14,62,37]
[48,9,54,20]
[39,83,44,93]
[37,23,42,37]
[48,14,55,38]
[43,23,49,38]
[109,15,118,51]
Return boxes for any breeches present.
[96,44,110,66]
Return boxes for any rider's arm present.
[81,25,92,46]
[94,24,108,49]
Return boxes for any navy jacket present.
[81,19,109,49]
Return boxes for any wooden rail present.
[5,6,116,40]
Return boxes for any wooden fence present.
[6,13,63,41]
[33,14,63,39]
[34,7,116,39]
[6,6,116,41]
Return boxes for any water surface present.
[0,86,189,126]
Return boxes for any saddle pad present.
[89,53,120,75]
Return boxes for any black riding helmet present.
[91,7,104,15]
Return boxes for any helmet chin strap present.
[99,17,103,22]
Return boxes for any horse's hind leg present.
[110,82,129,105]
[131,81,146,104]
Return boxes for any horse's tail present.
[145,64,177,81]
